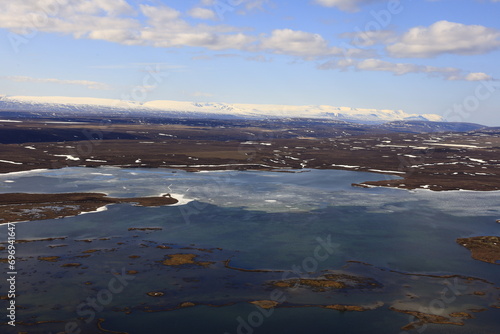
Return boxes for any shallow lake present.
[0,167,499,333]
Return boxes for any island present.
[0,192,177,224]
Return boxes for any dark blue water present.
[0,168,499,333]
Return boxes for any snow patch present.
[0,119,22,122]
[159,193,193,206]
[0,168,49,176]
[368,169,406,174]
[78,205,109,216]
[427,143,484,148]
[331,164,360,169]
[54,154,80,161]
[468,158,486,163]
[0,159,23,165]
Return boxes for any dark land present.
[1,113,499,333]
[457,236,500,264]
[1,115,499,191]
[0,192,177,224]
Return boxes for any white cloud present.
[0,1,494,83]
[314,0,385,12]
[258,28,371,58]
[5,0,134,17]
[0,2,375,59]
[136,4,256,50]
[356,59,425,75]
[0,2,255,51]
[0,1,141,41]
[5,76,111,90]
[259,29,334,57]
[198,0,270,18]
[188,7,217,20]
[140,4,181,22]
[87,28,140,44]
[316,0,500,12]
[319,58,493,81]
[387,20,500,58]
[464,72,493,81]
[244,0,270,10]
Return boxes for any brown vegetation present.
[457,236,500,264]
[161,254,214,267]
[1,119,499,191]
[0,192,177,224]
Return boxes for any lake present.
[0,167,499,333]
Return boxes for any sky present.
[0,0,499,125]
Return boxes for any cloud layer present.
[319,59,492,82]
[0,1,497,83]
[387,20,500,58]
[5,76,111,90]
[314,0,386,12]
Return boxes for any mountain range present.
[0,95,444,124]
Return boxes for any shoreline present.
[0,192,178,225]
[1,118,499,192]
[1,164,499,192]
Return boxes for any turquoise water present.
[0,168,499,333]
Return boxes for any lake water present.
[0,167,499,333]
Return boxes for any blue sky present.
[0,0,499,125]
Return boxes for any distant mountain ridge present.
[0,95,444,124]
[375,120,485,133]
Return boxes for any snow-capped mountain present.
[0,95,443,123]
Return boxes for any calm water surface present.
[0,168,499,333]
